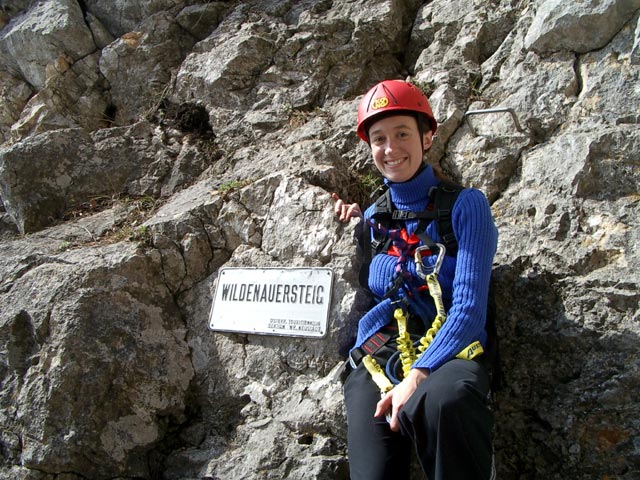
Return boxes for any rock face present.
[0,1,639,479]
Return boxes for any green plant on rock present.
[215,179,255,199]
[347,169,384,208]
[130,224,153,246]
[358,170,383,194]
[412,80,436,99]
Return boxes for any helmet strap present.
[417,113,428,152]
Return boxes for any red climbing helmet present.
[356,80,437,142]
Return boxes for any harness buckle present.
[349,348,363,369]
[392,210,413,220]
[414,243,446,278]
[349,352,358,370]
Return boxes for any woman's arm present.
[412,188,498,372]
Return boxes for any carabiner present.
[414,243,446,278]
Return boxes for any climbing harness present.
[358,180,462,290]
[349,178,502,394]
[360,237,484,396]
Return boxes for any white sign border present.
[208,267,334,338]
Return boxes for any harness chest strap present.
[360,182,461,288]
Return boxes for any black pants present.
[344,357,494,480]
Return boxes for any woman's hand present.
[332,193,363,222]
[374,368,429,432]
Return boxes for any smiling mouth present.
[386,158,406,167]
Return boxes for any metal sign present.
[208,267,333,338]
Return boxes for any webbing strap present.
[369,181,463,254]
[349,325,398,368]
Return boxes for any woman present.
[333,80,498,480]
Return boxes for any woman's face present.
[368,115,433,183]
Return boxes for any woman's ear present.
[422,131,434,151]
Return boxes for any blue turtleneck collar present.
[385,163,439,207]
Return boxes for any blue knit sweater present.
[353,165,498,373]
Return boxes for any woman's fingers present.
[331,193,362,222]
